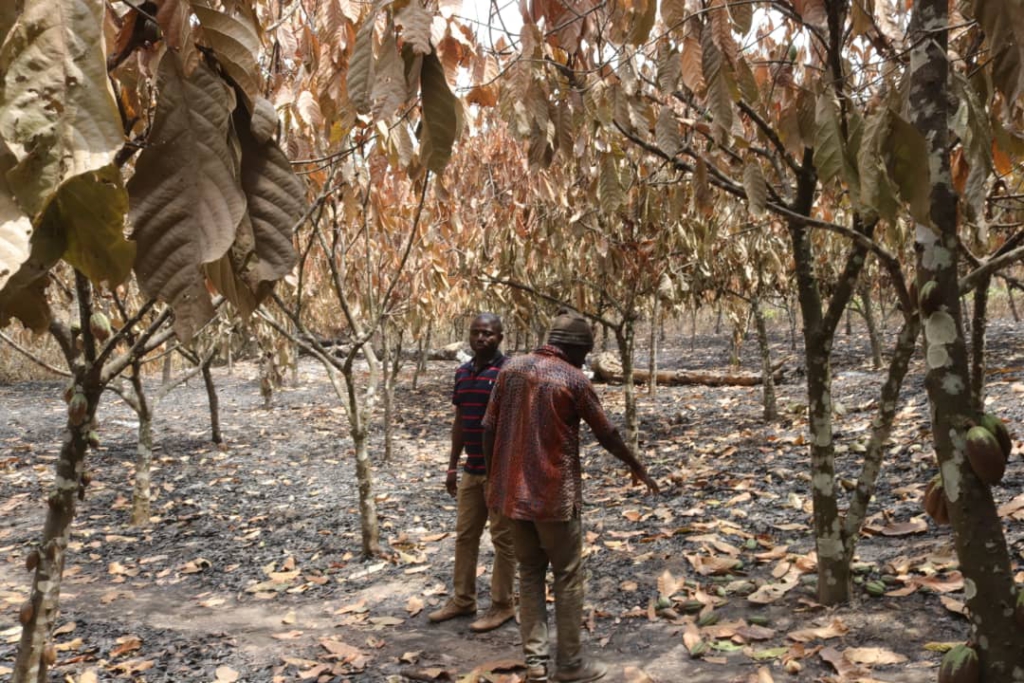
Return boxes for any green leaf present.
[127,53,244,342]
[192,0,262,108]
[813,89,843,184]
[43,164,135,287]
[419,50,459,173]
[0,0,124,217]
[887,113,931,225]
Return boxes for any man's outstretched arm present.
[596,429,660,495]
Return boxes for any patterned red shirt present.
[482,345,616,521]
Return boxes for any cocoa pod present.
[865,580,886,597]
[923,474,950,525]
[89,312,112,341]
[697,611,719,627]
[979,413,1013,460]
[966,426,1006,485]
[43,643,57,666]
[689,641,708,658]
[19,601,33,625]
[68,393,88,426]
[86,431,100,449]
[25,549,39,571]
[1015,590,1024,629]
[938,643,979,683]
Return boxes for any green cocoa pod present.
[678,600,704,614]
[697,611,719,627]
[89,312,112,341]
[979,413,1013,460]
[919,280,942,317]
[938,643,979,683]
[689,641,708,658]
[865,580,886,597]
[747,614,770,626]
[655,596,672,610]
[68,393,88,426]
[744,538,758,551]
[966,426,1006,485]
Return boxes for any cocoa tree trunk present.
[840,315,921,565]
[202,355,221,444]
[382,326,402,462]
[647,299,659,397]
[751,296,777,422]
[969,275,990,414]
[614,320,639,454]
[129,368,153,526]
[1006,282,1019,322]
[14,274,101,683]
[858,285,882,369]
[909,1,1024,673]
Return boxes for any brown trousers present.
[452,473,516,610]
[511,517,584,671]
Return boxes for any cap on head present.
[547,309,593,348]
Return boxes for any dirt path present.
[1,322,1022,682]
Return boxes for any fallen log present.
[590,352,789,386]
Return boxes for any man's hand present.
[445,470,458,498]
[630,464,660,495]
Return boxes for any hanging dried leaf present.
[0,0,124,217]
[154,0,200,74]
[813,88,843,185]
[0,144,32,293]
[127,54,244,341]
[743,159,767,216]
[598,154,625,215]
[347,10,377,114]
[192,0,262,107]
[418,50,459,173]
[372,27,408,120]
[655,107,682,156]
[975,0,1024,102]
[397,0,432,55]
[681,24,705,93]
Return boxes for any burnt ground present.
[0,317,1022,683]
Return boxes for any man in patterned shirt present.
[428,313,516,632]
[483,310,659,683]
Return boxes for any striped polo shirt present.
[452,352,506,475]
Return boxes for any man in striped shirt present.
[428,313,516,632]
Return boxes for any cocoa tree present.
[0,1,305,676]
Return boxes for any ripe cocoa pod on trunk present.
[979,413,1013,460]
[923,474,950,525]
[966,426,1006,485]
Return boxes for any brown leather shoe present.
[468,604,516,632]
[552,660,608,682]
[427,599,475,623]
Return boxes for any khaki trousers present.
[452,473,516,610]
[511,517,584,671]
